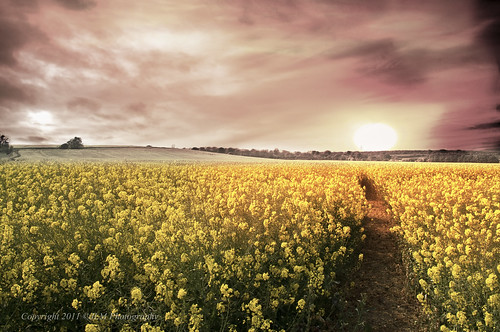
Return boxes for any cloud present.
[67,97,101,112]
[0,78,31,102]
[328,38,492,87]
[25,135,48,142]
[329,39,395,60]
[468,0,500,150]
[469,121,500,130]
[0,16,44,66]
[53,0,96,10]
[127,102,148,114]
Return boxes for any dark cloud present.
[329,40,425,85]
[236,0,300,25]
[478,21,500,71]
[362,53,425,85]
[0,1,46,67]
[472,0,500,149]
[10,0,39,9]
[469,120,500,130]
[127,102,148,114]
[329,39,494,87]
[53,0,96,10]
[475,0,500,73]
[329,39,396,60]
[0,78,31,102]
[0,18,39,66]
[475,0,500,21]
[67,97,101,112]
[25,135,48,142]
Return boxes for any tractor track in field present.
[351,199,424,331]
[341,178,426,331]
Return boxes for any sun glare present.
[27,110,56,134]
[353,123,398,151]
[29,110,54,125]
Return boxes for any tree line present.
[193,146,393,161]
[192,147,499,163]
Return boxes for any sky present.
[1,0,500,151]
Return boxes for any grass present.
[5,146,268,163]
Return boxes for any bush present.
[0,135,12,155]
[60,137,84,149]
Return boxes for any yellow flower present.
[72,299,81,310]
[84,281,104,300]
[85,324,100,332]
[131,287,143,304]
[248,298,262,314]
[456,311,467,326]
[43,255,54,266]
[419,279,428,290]
[220,284,233,298]
[484,311,493,327]
[177,288,187,299]
[485,273,498,291]
[296,299,306,311]
[181,253,189,263]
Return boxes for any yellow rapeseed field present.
[367,163,500,332]
[2,161,498,331]
[0,162,368,331]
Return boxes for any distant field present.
[3,146,499,164]
[3,146,268,162]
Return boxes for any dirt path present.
[347,199,424,331]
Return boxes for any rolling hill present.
[2,146,267,163]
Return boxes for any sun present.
[353,123,398,151]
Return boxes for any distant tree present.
[0,134,13,154]
[60,137,84,149]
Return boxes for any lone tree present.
[60,137,84,149]
[0,134,13,154]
